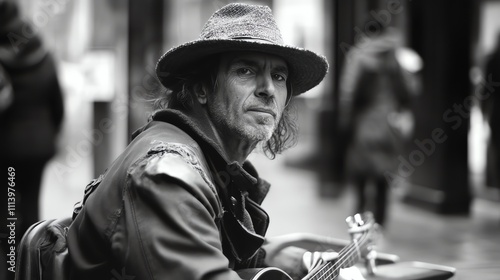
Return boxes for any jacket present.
[67,109,271,280]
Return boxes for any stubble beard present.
[208,104,277,145]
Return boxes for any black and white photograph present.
[1,0,499,279]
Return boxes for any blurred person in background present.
[0,0,64,279]
[339,26,421,226]
[61,3,368,280]
[481,32,500,189]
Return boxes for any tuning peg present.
[345,215,355,228]
[354,213,365,226]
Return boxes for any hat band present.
[231,36,277,44]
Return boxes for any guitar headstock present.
[344,212,382,274]
[345,212,377,234]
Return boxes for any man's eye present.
[273,74,286,82]
[237,68,252,75]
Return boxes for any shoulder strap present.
[72,173,105,220]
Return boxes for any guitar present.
[238,212,380,280]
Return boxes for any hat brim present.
[156,39,329,95]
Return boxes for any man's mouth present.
[247,107,276,118]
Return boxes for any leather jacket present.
[66,109,271,280]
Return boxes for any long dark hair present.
[150,55,298,159]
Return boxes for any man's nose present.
[255,73,276,100]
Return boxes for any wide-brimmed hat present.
[155,3,328,96]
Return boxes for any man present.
[482,33,500,189]
[66,3,361,280]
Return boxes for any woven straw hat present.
[156,3,328,95]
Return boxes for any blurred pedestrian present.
[481,32,500,189]
[339,26,421,226]
[0,1,64,279]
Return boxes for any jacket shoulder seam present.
[143,141,222,212]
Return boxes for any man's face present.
[205,51,289,144]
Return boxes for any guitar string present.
[307,218,377,280]
[353,239,361,260]
[311,235,367,280]
[321,239,365,280]
[326,233,369,279]
[308,230,371,280]
[314,233,369,280]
